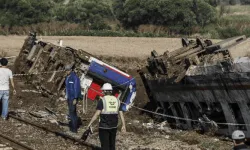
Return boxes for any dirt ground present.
[0,36,232,150]
[6,77,232,150]
[0,35,221,58]
[0,35,183,58]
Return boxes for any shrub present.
[217,27,241,38]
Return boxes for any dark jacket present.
[65,72,81,101]
[233,144,250,150]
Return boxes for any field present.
[225,5,250,15]
[210,5,250,38]
[0,36,183,58]
[220,5,250,23]
[0,36,221,71]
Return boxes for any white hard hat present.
[101,83,113,91]
[64,64,72,71]
[232,130,245,140]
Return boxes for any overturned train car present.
[140,35,250,137]
[14,33,136,111]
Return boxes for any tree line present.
[0,0,249,36]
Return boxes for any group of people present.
[0,59,126,150]
[64,65,126,150]
[57,63,250,150]
[2,58,250,150]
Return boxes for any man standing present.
[232,130,250,150]
[87,83,126,150]
[0,58,16,120]
[65,65,81,133]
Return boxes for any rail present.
[8,114,101,150]
[0,132,35,150]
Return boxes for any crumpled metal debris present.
[142,121,171,132]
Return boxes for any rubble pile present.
[14,33,94,97]
[146,35,250,82]
[140,35,250,137]
[13,33,137,112]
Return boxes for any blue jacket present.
[65,72,81,101]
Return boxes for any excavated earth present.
[0,36,231,150]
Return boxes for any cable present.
[13,70,65,77]
[13,70,250,127]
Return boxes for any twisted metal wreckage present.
[13,33,250,138]
[139,35,250,137]
[14,33,136,112]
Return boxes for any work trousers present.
[67,100,78,133]
[0,90,9,118]
[99,128,117,150]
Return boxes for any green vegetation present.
[114,0,216,33]
[216,5,250,38]
[0,0,250,38]
[55,0,113,29]
[0,0,54,26]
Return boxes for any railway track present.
[8,114,100,149]
[0,113,100,150]
[0,132,35,150]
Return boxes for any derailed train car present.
[14,33,136,111]
[140,35,250,137]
